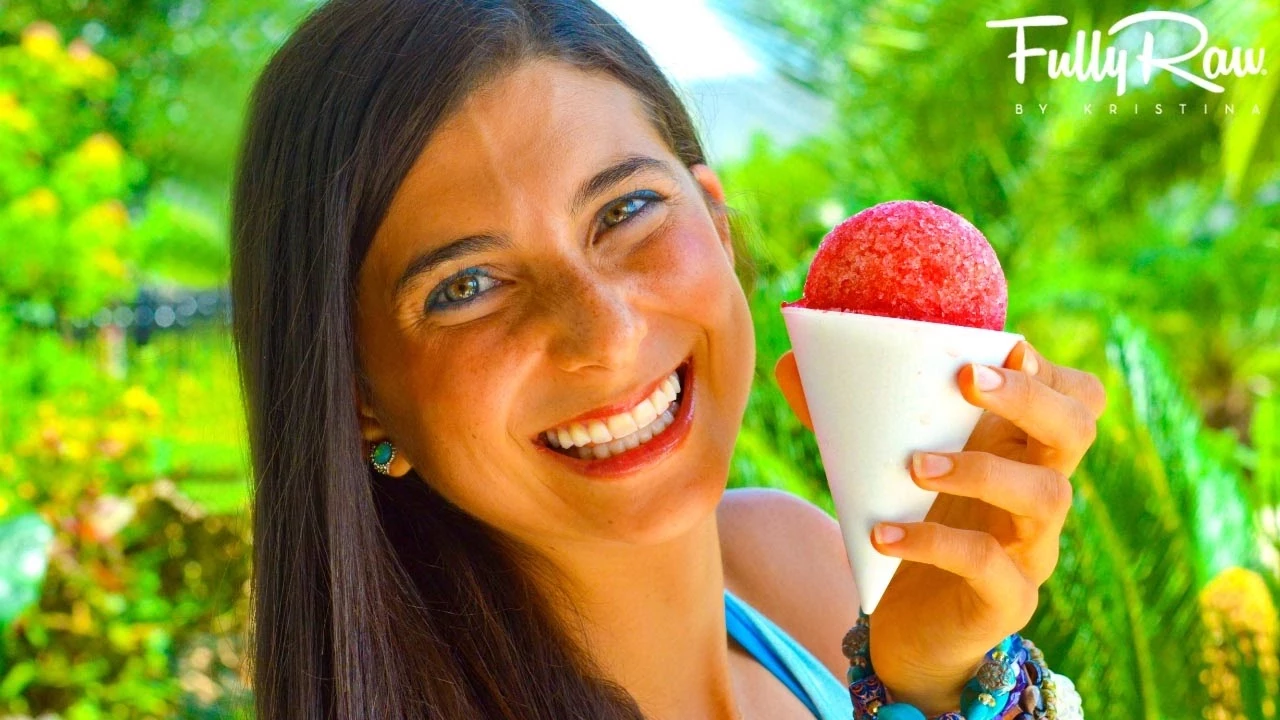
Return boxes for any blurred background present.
[0,0,1276,718]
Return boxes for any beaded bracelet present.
[841,610,1084,720]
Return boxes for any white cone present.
[780,306,1023,615]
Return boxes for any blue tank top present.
[724,588,854,719]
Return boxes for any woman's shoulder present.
[717,487,861,680]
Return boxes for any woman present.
[229,0,1106,718]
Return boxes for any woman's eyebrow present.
[392,154,674,304]
[393,233,510,303]
[567,154,671,216]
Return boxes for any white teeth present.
[655,381,677,408]
[631,398,658,427]
[587,420,612,444]
[648,386,668,410]
[606,413,639,438]
[544,367,687,459]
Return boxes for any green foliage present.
[0,0,317,208]
[1105,314,1258,582]
[722,134,839,513]
[0,22,232,324]
[0,25,140,318]
[0,318,252,718]
[1020,311,1274,719]
[0,480,251,719]
[1248,393,1280,584]
[0,6,270,715]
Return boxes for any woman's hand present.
[774,340,1106,715]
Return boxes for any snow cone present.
[780,200,1023,614]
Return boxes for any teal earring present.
[370,440,396,476]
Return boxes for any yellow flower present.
[19,187,61,217]
[102,419,135,449]
[1199,565,1280,714]
[1201,566,1279,638]
[93,247,127,279]
[123,386,162,420]
[80,133,126,170]
[61,438,89,462]
[21,21,62,61]
[0,92,37,133]
[71,600,93,635]
[88,199,130,228]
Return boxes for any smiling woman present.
[227,0,838,718]
[230,2,1097,719]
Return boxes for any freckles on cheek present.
[410,345,520,453]
[647,223,739,313]
[401,368,492,492]
[414,359,480,426]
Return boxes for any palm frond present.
[1026,313,1214,718]
[1105,313,1259,580]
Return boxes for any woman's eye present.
[600,190,662,229]
[426,268,499,313]
[421,192,662,316]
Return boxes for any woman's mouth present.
[537,358,691,462]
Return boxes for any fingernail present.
[875,524,905,544]
[913,452,953,479]
[974,364,1004,391]
[1021,343,1040,376]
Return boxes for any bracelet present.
[842,610,1080,720]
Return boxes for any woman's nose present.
[543,270,647,374]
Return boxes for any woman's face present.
[353,59,755,549]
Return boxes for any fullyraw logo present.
[986,11,1267,96]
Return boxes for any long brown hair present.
[229,0,754,717]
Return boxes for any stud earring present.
[369,440,396,476]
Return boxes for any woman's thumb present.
[773,350,814,431]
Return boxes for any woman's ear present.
[690,163,733,265]
[353,378,411,477]
[355,391,384,441]
[353,374,384,439]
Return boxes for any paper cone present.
[780,306,1023,615]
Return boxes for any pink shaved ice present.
[784,200,1007,331]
